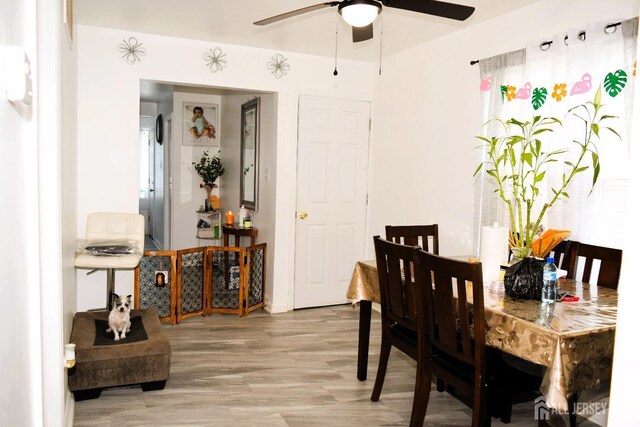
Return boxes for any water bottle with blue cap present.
[541,257,557,303]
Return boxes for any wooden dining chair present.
[412,251,513,427]
[385,224,439,255]
[567,242,623,289]
[549,239,578,274]
[370,237,423,416]
[384,224,445,394]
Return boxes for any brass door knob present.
[299,211,308,219]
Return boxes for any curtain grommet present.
[604,24,618,35]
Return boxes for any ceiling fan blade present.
[383,0,475,21]
[254,2,340,26]
[352,24,374,43]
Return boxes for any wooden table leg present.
[357,300,372,381]
[224,234,230,286]
[232,235,240,272]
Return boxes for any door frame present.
[139,110,172,251]
[164,114,172,249]
[146,128,154,235]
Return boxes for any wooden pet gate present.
[134,244,266,323]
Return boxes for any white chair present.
[75,213,145,310]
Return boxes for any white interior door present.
[294,95,371,308]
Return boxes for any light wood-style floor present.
[73,305,601,426]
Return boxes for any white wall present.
[220,94,243,212]
[221,92,278,307]
[58,2,78,424]
[172,91,222,249]
[158,91,173,248]
[60,18,78,358]
[254,94,278,309]
[138,101,156,233]
[368,0,639,259]
[76,25,375,312]
[1,0,75,424]
[0,1,42,423]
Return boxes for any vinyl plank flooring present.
[73,305,604,426]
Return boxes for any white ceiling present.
[75,0,541,62]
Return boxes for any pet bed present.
[68,308,171,400]
[93,315,148,346]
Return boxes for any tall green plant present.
[474,86,619,255]
[193,150,225,187]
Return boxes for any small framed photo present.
[183,102,219,146]
[154,271,168,288]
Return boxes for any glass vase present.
[203,184,213,211]
[510,247,532,264]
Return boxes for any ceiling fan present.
[254,0,475,43]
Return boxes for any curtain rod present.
[469,21,622,66]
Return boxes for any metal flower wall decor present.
[267,53,290,79]
[118,37,146,65]
[203,47,227,73]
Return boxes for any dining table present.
[346,259,617,414]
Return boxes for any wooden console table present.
[222,224,259,289]
[222,224,258,247]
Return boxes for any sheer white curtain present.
[474,18,638,253]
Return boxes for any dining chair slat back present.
[375,237,418,327]
[569,242,622,289]
[417,252,484,378]
[371,237,422,419]
[414,251,503,427]
[550,240,578,274]
[386,224,439,255]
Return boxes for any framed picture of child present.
[182,102,219,146]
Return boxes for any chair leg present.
[472,384,490,427]
[436,377,445,392]
[568,394,577,427]
[499,397,513,424]
[409,358,431,427]
[371,334,392,402]
[106,268,115,309]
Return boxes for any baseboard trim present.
[267,304,288,314]
[64,390,74,427]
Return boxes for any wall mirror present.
[240,97,260,211]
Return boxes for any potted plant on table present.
[474,86,619,297]
[193,150,225,211]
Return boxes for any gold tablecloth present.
[346,260,617,411]
[347,260,380,304]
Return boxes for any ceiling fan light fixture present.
[338,0,382,28]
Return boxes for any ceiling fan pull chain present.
[333,18,339,76]
[378,15,383,75]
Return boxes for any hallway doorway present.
[139,111,168,250]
